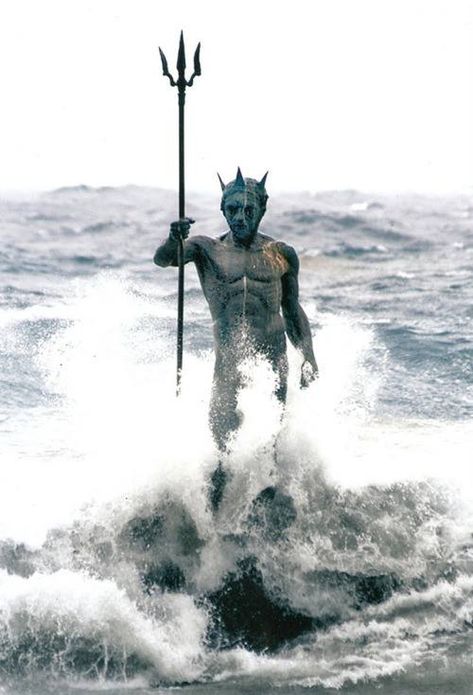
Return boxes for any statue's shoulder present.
[189,234,214,245]
[188,234,216,253]
[257,236,297,274]
[259,232,276,245]
[263,237,299,267]
[260,234,294,252]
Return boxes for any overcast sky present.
[0,0,472,194]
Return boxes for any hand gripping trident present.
[159,31,201,396]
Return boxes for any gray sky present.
[1,0,472,194]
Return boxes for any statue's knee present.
[209,408,241,452]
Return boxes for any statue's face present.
[222,190,264,245]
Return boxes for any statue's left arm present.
[280,244,318,387]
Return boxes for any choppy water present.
[1,185,473,693]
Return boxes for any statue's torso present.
[192,233,289,360]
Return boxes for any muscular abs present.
[194,235,289,364]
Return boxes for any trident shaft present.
[159,31,201,396]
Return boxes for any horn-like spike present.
[193,43,201,76]
[217,173,226,191]
[235,167,245,187]
[177,30,186,74]
[258,171,269,189]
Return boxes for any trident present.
[159,31,201,396]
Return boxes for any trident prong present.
[187,43,201,87]
[158,47,176,87]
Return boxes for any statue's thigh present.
[209,371,242,449]
[209,370,241,415]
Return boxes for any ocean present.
[0,185,472,694]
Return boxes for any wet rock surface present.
[204,556,314,651]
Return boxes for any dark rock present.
[353,572,401,606]
[204,560,402,652]
[305,568,402,608]
[205,557,313,652]
[118,499,203,558]
[118,512,164,552]
[247,486,297,540]
[141,561,186,593]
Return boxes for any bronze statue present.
[154,169,318,508]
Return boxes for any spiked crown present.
[218,167,269,212]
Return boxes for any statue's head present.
[218,168,268,245]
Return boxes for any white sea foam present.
[2,274,472,542]
[0,568,207,682]
[1,272,473,687]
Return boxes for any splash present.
[0,569,206,682]
[1,273,473,687]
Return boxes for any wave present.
[0,470,470,686]
[1,204,473,690]
[50,185,94,195]
[324,241,390,258]
[0,569,206,683]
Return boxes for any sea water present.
[0,185,472,693]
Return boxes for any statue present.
[154,169,318,508]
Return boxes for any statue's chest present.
[207,246,286,284]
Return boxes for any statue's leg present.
[208,367,242,511]
[274,352,288,405]
[263,352,289,482]
[207,352,287,511]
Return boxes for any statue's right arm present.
[153,235,198,267]
[153,218,198,267]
